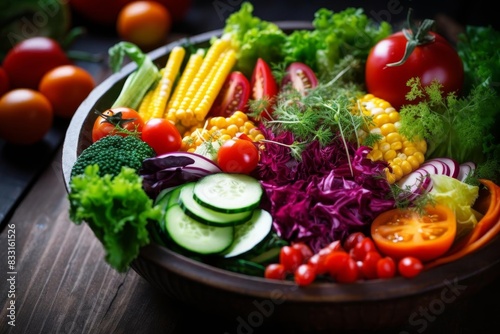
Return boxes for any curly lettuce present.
[68,165,161,272]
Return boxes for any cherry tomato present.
[92,107,144,142]
[209,71,250,117]
[343,232,366,251]
[39,65,95,119]
[250,58,278,120]
[398,256,424,279]
[291,242,314,263]
[3,37,70,89]
[365,28,464,110]
[360,251,382,280]
[336,257,359,284]
[324,251,350,278]
[281,62,318,96]
[69,0,191,26]
[294,264,317,286]
[0,89,53,145]
[350,237,377,262]
[0,68,10,97]
[279,245,303,273]
[371,205,457,262]
[377,257,396,279]
[264,263,286,280]
[217,138,259,174]
[141,118,181,155]
[117,1,172,50]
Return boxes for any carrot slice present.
[425,179,500,270]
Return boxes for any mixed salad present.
[67,3,500,285]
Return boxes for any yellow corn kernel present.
[167,49,205,113]
[147,46,186,119]
[138,88,154,119]
[355,93,428,183]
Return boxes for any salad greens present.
[224,2,392,78]
[68,165,161,272]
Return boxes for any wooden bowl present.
[62,23,500,332]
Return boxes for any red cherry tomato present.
[209,71,250,117]
[324,251,350,278]
[141,118,182,155]
[336,257,359,284]
[343,232,366,251]
[398,256,424,279]
[3,37,70,89]
[264,263,286,280]
[365,28,464,110]
[279,245,303,273]
[250,58,278,120]
[69,0,191,26]
[360,251,382,280]
[376,257,396,279]
[281,62,318,95]
[217,138,259,174]
[92,107,144,142]
[294,264,317,286]
[350,237,377,262]
[0,68,10,97]
[291,242,314,263]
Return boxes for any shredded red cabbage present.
[254,130,396,252]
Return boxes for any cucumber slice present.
[223,209,273,258]
[165,205,234,254]
[193,173,263,213]
[179,183,253,226]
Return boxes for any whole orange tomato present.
[117,1,172,50]
[39,65,96,119]
[69,0,191,26]
[0,89,53,145]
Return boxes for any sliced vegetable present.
[165,204,234,254]
[281,62,318,96]
[193,173,263,213]
[425,179,500,270]
[370,204,457,262]
[223,209,273,258]
[457,161,476,182]
[250,58,278,120]
[179,182,253,226]
[209,71,251,117]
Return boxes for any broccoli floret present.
[71,135,155,179]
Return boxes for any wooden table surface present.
[1,3,500,333]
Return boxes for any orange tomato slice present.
[371,205,457,262]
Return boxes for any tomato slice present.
[281,62,318,95]
[209,71,250,117]
[250,58,278,120]
[370,205,457,262]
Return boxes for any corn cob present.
[356,94,427,184]
[139,46,185,121]
[172,37,235,130]
[181,111,265,152]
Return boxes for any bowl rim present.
[62,21,500,304]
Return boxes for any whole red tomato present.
[3,37,70,89]
[0,68,9,97]
[69,0,191,26]
[365,20,464,110]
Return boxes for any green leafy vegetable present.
[68,165,161,272]
[223,2,287,77]
[109,41,159,109]
[399,77,500,183]
[457,25,500,94]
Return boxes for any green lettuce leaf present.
[68,165,161,272]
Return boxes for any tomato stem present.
[386,8,436,67]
